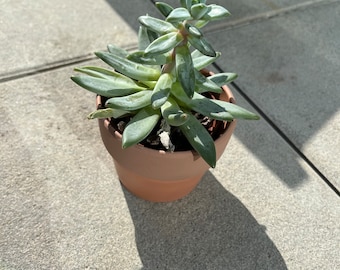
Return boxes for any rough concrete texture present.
[1,0,339,269]
[207,0,340,189]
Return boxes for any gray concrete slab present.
[0,0,138,80]
[207,1,340,189]
[1,61,339,269]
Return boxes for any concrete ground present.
[0,0,339,269]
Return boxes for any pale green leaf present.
[171,83,234,121]
[122,106,161,148]
[87,108,130,119]
[128,51,171,65]
[145,32,183,56]
[139,15,176,35]
[166,7,192,23]
[179,113,216,168]
[95,51,161,81]
[208,73,238,86]
[161,97,188,126]
[210,99,260,120]
[107,44,128,57]
[192,50,221,70]
[70,75,144,97]
[202,4,230,21]
[194,70,222,93]
[138,26,151,50]
[175,45,195,98]
[105,91,153,111]
[187,34,216,57]
[155,2,174,17]
[190,3,210,20]
[151,73,173,109]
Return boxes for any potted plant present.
[71,0,259,202]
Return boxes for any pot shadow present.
[123,171,287,270]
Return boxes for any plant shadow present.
[123,171,287,270]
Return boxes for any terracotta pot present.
[97,74,237,202]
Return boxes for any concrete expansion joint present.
[0,43,139,84]
[204,0,340,34]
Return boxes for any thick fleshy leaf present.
[179,113,216,168]
[171,83,233,121]
[145,32,183,56]
[166,7,192,23]
[187,34,216,57]
[175,45,195,98]
[107,44,128,57]
[161,97,188,126]
[139,15,176,35]
[122,106,161,148]
[192,50,221,70]
[202,4,231,21]
[105,91,153,111]
[210,99,260,120]
[87,108,130,119]
[74,66,137,82]
[71,75,144,97]
[128,51,171,65]
[155,2,174,17]
[138,26,151,50]
[151,73,173,109]
[208,73,238,86]
[180,0,191,8]
[194,19,209,28]
[185,23,202,38]
[194,70,222,93]
[95,51,161,81]
[190,3,210,20]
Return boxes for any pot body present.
[97,84,236,202]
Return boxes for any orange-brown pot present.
[97,80,237,202]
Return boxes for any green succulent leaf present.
[105,90,153,111]
[95,51,161,81]
[128,51,171,65]
[138,26,151,50]
[190,3,210,20]
[208,73,238,86]
[180,0,191,8]
[87,108,129,120]
[187,34,216,57]
[194,70,222,93]
[202,4,231,21]
[147,29,159,43]
[145,32,183,56]
[151,73,173,109]
[175,45,195,98]
[156,2,174,17]
[179,113,216,168]
[122,106,161,148]
[74,66,135,82]
[70,75,145,97]
[171,83,233,121]
[210,99,260,120]
[107,44,128,57]
[185,23,202,38]
[139,15,176,35]
[192,50,221,70]
[166,7,192,23]
[161,97,188,126]
[194,19,209,28]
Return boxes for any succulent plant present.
[71,0,259,167]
